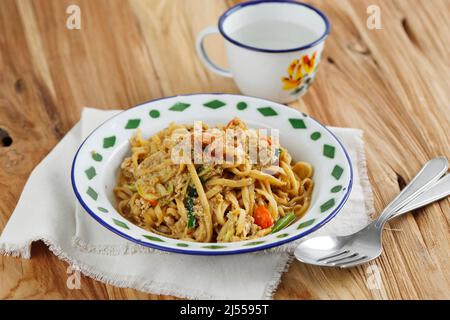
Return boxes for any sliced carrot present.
[144,199,158,206]
[253,205,274,229]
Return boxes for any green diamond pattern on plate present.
[91,151,103,162]
[113,219,129,229]
[288,118,306,129]
[85,167,96,180]
[257,106,278,116]
[332,165,344,180]
[276,233,289,238]
[297,219,315,229]
[244,241,265,246]
[76,96,354,253]
[149,110,160,118]
[87,187,98,200]
[202,245,226,249]
[204,100,226,109]
[237,101,247,110]
[143,235,164,242]
[169,102,190,111]
[310,132,321,141]
[331,185,343,193]
[176,243,189,247]
[320,199,335,213]
[125,119,140,129]
[103,136,116,148]
[323,144,335,158]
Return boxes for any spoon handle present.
[375,157,448,228]
[389,174,450,219]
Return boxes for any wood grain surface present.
[0,0,449,300]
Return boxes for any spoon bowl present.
[294,224,382,267]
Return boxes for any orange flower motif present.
[287,59,299,77]
[282,77,301,90]
[281,51,318,92]
[282,59,304,90]
[301,52,317,74]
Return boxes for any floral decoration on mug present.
[281,52,317,95]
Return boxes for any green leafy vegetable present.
[271,212,296,234]
[187,185,198,197]
[186,197,196,228]
[186,185,197,228]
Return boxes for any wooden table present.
[0,0,449,299]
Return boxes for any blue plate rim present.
[71,93,353,255]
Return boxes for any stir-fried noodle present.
[114,118,313,242]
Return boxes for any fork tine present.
[337,256,369,268]
[325,253,359,264]
[316,250,350,262]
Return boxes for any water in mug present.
[230,20,319,50]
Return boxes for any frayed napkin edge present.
[354,131,376,220]
[1,238,278,300]
[0,241,32,259]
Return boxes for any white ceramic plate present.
[71,94,353,255]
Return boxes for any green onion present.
[125,184,137,192]
[271,212,296,234]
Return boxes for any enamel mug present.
[196,0,330,103]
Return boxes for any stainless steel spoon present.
[294,157,449,268]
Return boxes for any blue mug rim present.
[218,0,331,54]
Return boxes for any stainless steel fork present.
[294,157,449,268]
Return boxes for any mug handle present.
[196,26,233,78]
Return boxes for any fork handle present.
[389,174,450,219]
[375,157,448,228]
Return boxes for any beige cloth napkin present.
[0,107,373,299]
